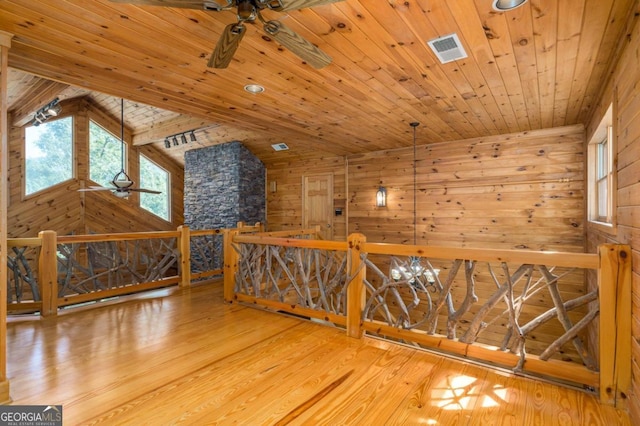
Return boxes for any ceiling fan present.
[109,0,344,68]
[79,99,162,198]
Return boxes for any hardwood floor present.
[6,281,630,425]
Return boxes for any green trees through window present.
[140,155,170,221]
[25,117,74,195]
[89,120,125,187]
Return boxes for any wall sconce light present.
[32,98,62,126]
[376,186,387,207]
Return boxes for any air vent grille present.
[271,143,289,151]
[427,33,468,64]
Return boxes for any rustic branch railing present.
[228,232,631,407]
[7,225,630,407]
[6,222,262,316]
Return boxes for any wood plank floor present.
[6,281,631,425]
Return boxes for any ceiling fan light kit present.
[110,0,343,69]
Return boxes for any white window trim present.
[587,103,616,235]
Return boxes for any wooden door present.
[302,173,333,240]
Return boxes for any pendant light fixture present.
[390,121,439,285]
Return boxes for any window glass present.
[588,104,615,231]
[139,154,170,221]
[89,120,125,187]
[25,117,74,195]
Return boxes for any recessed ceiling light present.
[492,0,528,11]
[244,84,265,94]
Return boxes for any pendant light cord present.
[410,122,419,246]
[120,98,125,173]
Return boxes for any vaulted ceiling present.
[1,0,637,166]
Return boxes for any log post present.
[598,244,631,407]
[178,225,190,288]
[38,230,58,317]
[0,30,13,404]
[347,233,366,338]
[223,229,240,303]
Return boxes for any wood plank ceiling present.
[0,0,636,166]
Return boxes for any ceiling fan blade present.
[266,0,344,12]
[208,23,247,68]
[78,187,114,192]
[263,20,331,69]
[108,0,229,11]
[130,188,163,194]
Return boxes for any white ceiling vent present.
[271,142,289,151]
[427,33,468,64]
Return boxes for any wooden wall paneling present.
[347,125,585,251]
[266,156,346,240]
[586,7,640,422]
[7,97,183,238]
[574,0,638,124]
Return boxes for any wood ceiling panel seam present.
[572,0,636,124]
[94,2,430,148]
[346,1,489,139]
[7,52,356,160]
[473,0,531,131]
[326,1,473,140]
[390,1,499,137]
[446,0,522,134]
[291,6,468,141]
[550,0,586,128]
[6,47,360,153]
[410,0,504,135]
[563,0,615,125]
[108,2,421,136]
[504,1,542,129]
[438,0,513,133]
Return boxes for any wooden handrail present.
[57,231,180,243]
[364,242,599,269]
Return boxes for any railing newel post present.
[223,228,239,303]
[38,230,58,317]
[178,225,191,288]
[347,233,366,338]
[598,243,631,407]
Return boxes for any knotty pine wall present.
[586,10,640,422]
[7,97,184,238]
[266,126,585,252]
[267,156,347,239]
[347,125,585,251]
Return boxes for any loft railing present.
[6,225,630,407]
[6,222,263,315]
[228,231,631,408]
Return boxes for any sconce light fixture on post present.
[376,186,387,207]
